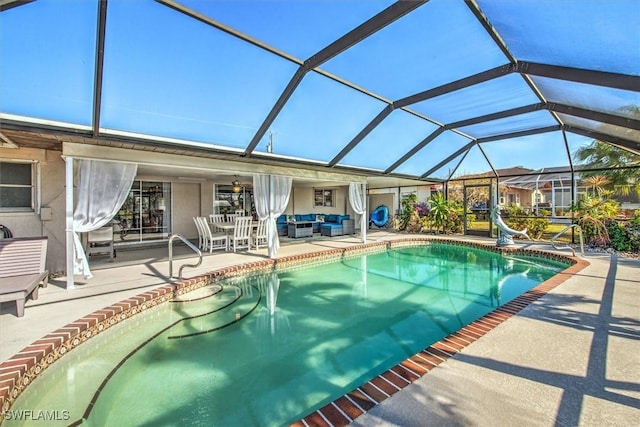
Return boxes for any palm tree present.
[584,175,611,198]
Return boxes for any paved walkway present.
[1,233,638,426]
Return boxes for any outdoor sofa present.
[276,214,353,236]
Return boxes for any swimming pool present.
[2,241,572,426]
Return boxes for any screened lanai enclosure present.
[1,1,639,233]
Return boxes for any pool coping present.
[0,238,588,425]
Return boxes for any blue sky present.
[1,0,637,179]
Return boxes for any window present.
[314,188,334,207]
[0,161,34,211]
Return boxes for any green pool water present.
[7,243,567,426]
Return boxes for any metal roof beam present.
[306,0,428,69]
[548,104,640,130]
[394,63,516,108]
[328,105,394,167]
[517,61,640,92]
[446,103,545,129]
[564,126,640,154]
[385,127,446,174]
[92,0,108,138]
[476,125,561,144]
[420,141,475,179]
[0,0,34,12]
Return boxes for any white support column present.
[65,157,75,290]
[361,182,367,243]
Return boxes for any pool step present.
[166,284,261,339]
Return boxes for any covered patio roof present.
[0,0,638,184]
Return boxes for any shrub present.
[444,204,465,234]
[605,218,640,253]
[525,217,550,240]
[504,204,549,240]
[415,202,430,217]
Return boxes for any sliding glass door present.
[114,180,172,244]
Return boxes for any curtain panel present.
[348,182,367,243]
[72,159,137,278]
[253,174,292,259]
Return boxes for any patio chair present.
[252,218,268,250]
[193,217,205,250]
[225,213,239,223]
[209,214,226,232]
[210,214,225,223]
[198,217,228,252]
[231,216,252,252]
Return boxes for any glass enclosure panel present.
[339,110,439,171]
[460,110,557,139]
[258,71,387,161]
[568,132,640,173]
[574,170,640,216]
[477,0,640,75]
[559,114,640,144]
[100,0,297,150]
[450,145,493,179]
[532,76,640,119]
[0,0,96,125]
[412,74,539,124]
[323,0,508,100]
[481,132,570,171]
[428,156,462,181]
[566,133,598,169]
[394,131,471,177]
[499,172,576,218]
[179,0,393,59]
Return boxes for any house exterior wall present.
[0,148,67,274]
[171,182,202,241]
[291,186,348,215]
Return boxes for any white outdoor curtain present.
[253,174,292,259]
[349,182,367,243]
[72,159,137,278]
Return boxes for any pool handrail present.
[550,224,584,257]
[168,234,202,279]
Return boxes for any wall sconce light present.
[232,176,241,193]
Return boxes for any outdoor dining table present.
[209,221,258,251]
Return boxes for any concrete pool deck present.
[1,232,638,426]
